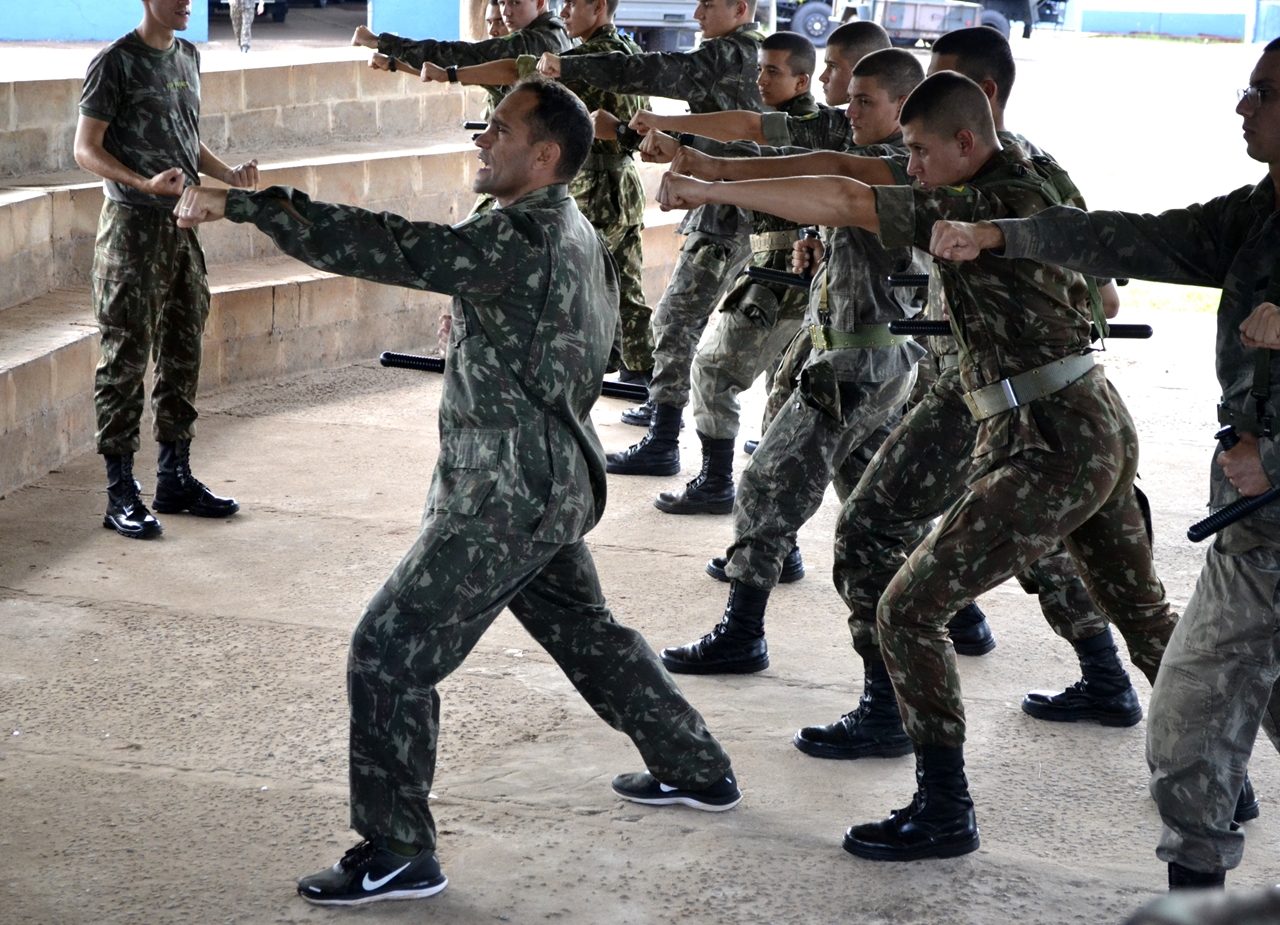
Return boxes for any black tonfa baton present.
[1187,426,1280,542]
[379,352,650,402]
[739,227,820,290]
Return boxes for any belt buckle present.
[809,325,830,351]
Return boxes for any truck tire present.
[272,1,288,22]
[980,9,1011,37]
[788,1,834,47]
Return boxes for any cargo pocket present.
[735,281,780,328]
[92,247,143,283]
[431,429,508,517]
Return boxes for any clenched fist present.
[173,186,228,228]
[929,220,1004,262]
[1240,302,1280,350]
[537,53,561,77]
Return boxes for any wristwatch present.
[677,132,696,148]
[446,66,459,83]
[388,57,397,72]
[614,122,636,144]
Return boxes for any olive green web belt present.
[963,353,1096,422]
[581,151,632,171]
[809,324,911,350]
[750,230,800,252]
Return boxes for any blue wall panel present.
[0,0,210,42]
[1080,9,1245,38]
[370,0,459,40]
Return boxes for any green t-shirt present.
[79,31,202,208]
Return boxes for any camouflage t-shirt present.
[79,31,202,209]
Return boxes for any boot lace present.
[172,444,209,494]
[338,839,381,872]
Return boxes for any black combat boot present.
[842,744,981,861]
[103,454,162,539]
[621,399,655,427]
[617,368,652,387]
[1236,774,1260,824]
[654,432,735,514]
[660,581,770,674]
[793,658,913,759]
[152,440,240,517]
[706,545,805,583]
[607,403,682,476]
[1022,627,1143,726]
[1167,862,1225,890]
[744,439,759,455]
[946,602,996,656]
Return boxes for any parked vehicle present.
[833,0,1064,40]
[777,1,835,46]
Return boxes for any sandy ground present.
[2,305,1275,925]
[4,22,1280,925]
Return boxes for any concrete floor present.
[2,305,1277,925]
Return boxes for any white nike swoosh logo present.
[658,783,678,793]
[362,862,411,891]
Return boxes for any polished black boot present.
[1022,627,1142,726]
[607,403,682,476]
[1235,774,1260,825]
[103,454,162,539]
[660,581,770,674]
[793,659,913,759]
[621,399,655,427]
[946,602,996,656]
[654,432,735,514]
[1167,862,1225,890]
[842,744,981,861]
[706,544,805,583]
[152,440,240,517]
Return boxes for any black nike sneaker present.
[297,839,447,906]
[611,771,743,812]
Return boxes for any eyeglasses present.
[1238,86,1278,110]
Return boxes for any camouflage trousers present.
[648,231,753,409]
[229,0,255,47]
[92,199,210,456]
[347,526,733,849]
[1149,537,1280,872]
[722,366,914,590]
[837,366,1177,747]
[597,220,654,374]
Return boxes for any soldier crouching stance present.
[75,0,253,539]
[175,78,739,907]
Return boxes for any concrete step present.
[1,57,488,180]
[0,136,673,313]
[0,207,682,498]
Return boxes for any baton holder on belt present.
[379,351,650,402]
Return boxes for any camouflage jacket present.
[79,31,203,209]
[875,144,1120,460]
[994,175,1280,534]
[224,183,618,543]
[560,23,765,237]
[378,11,572,113]
[760,101,854,152]
[515,25,648,230]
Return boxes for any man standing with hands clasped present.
[173,77,740,907]
[928,38,1280,890]
[76,0,258,540]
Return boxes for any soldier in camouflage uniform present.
[926,37,1280,889]
[660,71,1179,861]
[427,0,654,377]
[174,79,739,907]
[651,47,936,680]
[75,0,252,540]
[539,0,765,475]
[355,0,571,118]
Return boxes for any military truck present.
[833,0,1065,40]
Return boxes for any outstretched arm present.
[175,186,520,297]
[631,109,766,143]
[658,172,879,233]
[670,146,897,184]
[421,57,520,86]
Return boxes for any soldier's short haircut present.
[852,47,925,99]
[826,20,891,63]
[513,77,594,182]
[1267,35,1280,52]
[931,26,1015,107]
[899,71,999,144]
[762,31,817,77]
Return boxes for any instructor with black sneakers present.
[174,77,741,907]
[76,0,251,538]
